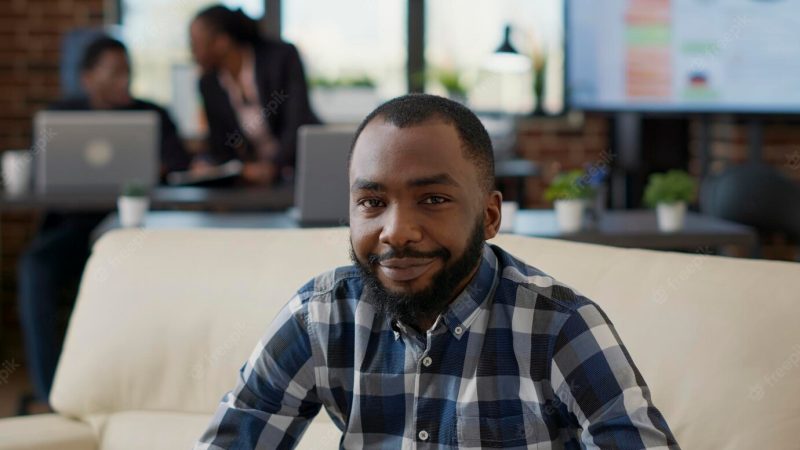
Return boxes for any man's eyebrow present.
[351,178,385,192]
[407,173,460,188]
[350,174,460,192]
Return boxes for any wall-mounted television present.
[567,0,800,113]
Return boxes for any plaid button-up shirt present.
[196,244,679,449]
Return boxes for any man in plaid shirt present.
[196,94,679,449]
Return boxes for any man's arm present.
[195,293,321,450]
[155,106,192,175]
[550,301,680,449]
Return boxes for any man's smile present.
[378,257,437,282]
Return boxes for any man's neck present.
[409,261,483,333]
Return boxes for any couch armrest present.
[0,414,96,450]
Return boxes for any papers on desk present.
[166,160,243,186]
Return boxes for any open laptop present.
[294,124,355,226]
[34,111,159,193]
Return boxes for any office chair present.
[59,27,122,99]
[700,162,800,259]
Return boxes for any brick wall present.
[515,113,611,208]
[1,0,105,357]
[0,0,105,150]
[688,116,800,182]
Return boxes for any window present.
[121,0,264,135]
[282,0,407,122]
[425,0,565,114]
[119,0,565,128]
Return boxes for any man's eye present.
[358,198,385,208]
[422,196,448,205]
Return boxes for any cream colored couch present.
[2,228,799,449]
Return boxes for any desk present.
[513,209,757,250]
[0,185,294,212]
[90,210,303,243]
[90,209,757,254]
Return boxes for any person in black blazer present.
[190,5,320,185]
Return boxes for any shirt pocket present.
[457,413,538,447]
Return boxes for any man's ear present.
[483,190,503,240]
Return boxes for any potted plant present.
[309,75,379,122]
[644,170,697,232]
[433,68,467,103]
[544,169,595,233]
[118,181,150,228]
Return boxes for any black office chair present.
[700,162,800,258]
[60,27,122,99]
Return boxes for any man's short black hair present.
[350,94,495,192]
[81,36,127,72]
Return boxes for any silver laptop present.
[34,111,159,193]
[294,124,355,226]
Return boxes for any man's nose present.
[379,204,423,249]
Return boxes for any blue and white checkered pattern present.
[195,244,679,449]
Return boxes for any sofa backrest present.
[51,228,800,449]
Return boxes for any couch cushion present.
[51,228,800,449]
[492,234,800,449]
[0,414,96,450]
[52,228,353,419]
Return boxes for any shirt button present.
[418,430,429,441]
[454,326,463,335]
[422,356,432,367]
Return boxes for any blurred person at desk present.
[16,36,191,412]
[189,4,319,186]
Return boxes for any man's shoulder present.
[490,243,594,313]
[47,97,90,111]
[128,98,168,115]
[293,265,363,304]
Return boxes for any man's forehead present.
[351,119,464,164]
[349,126,481,197]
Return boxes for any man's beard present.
[350,217,486,328]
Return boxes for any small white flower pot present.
[117,196,149,228]
[656,201,687,232]
[554,199,586,233]
[499,201,518,233]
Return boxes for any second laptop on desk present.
[293,124,353,226]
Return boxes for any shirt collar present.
[388,244,499,341]
[440,244,499,339]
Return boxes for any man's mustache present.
[367,247,450,265]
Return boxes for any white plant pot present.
[499,201,518,233]
[117,196,149,228]
[656,201,687,232]
[554,199,585,233]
